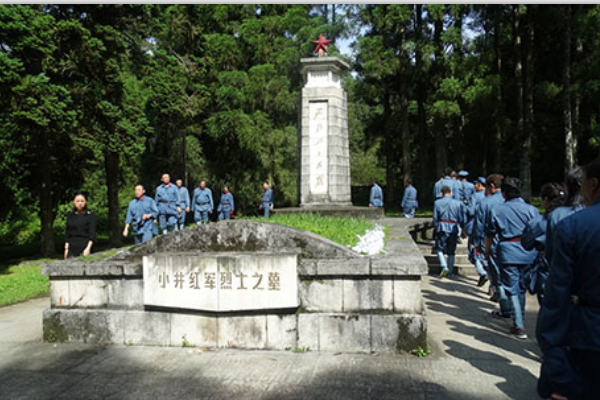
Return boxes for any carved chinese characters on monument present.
[143,253,298,312]
[309,101,328,195]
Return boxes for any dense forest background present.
[2,4,600,256]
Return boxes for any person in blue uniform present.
[434,167,459,200]
[123,184,159,244]
[485,177,538,340]
[175,179,190,231]
[192,180,213,225]
[475,174,513,319]
[155,174,181,235]
[217,185,235,221]
[467,177,487,286]
[259,182,274,217]
[369,179,384,208]
[433,185,466,278]
[545,167,585,265]
[458,170,475,204]
[401,180,418,218]
[521,182,565,306]
[536,158,600,400]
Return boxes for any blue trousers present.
[134,230,153,244]
[470,240,488,278]
[262,203,271,218]
[195,210,210,224]
[502,264,527,329]
[509,291,526,330]
[403,206,415,218]
[475,258,488,277]
[219,209,231,220]
[177,209,186,229]
[435,231,458,255]
[489,255,513,315]
[158,213,178,233]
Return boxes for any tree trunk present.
[563,5,576,174]
[433,13,448,175]
[182,131,187,186]
[573,26,582,162]
[521,5,534,200]
[332,4,336,43]
[383,90,395,207]
[415,4,432,204]
[493,10,503,173]
[39,130,55,256]
[105,150,122,246]
[513,6,527,196]
[454,8,466,169]
[401,94,411,185]
[398,22,412,186]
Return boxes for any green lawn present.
[242,214,376,248]
[0,260,51,307]
[0,246,131,308]
[386,207,433,218]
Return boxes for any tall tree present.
[0,5,85,255]
[414,4,433,202]
[521,5,534,199]
[430,5,449,175]
[56,5,151,245]
[563,5,576,173]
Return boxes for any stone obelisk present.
[298,36,352,207]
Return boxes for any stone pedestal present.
[299,57,352,207]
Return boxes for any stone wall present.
[42,221,427,353]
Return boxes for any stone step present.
[427,264,480,277]
[420,249,470,257]
[424,255,470,264]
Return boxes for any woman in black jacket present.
[64,193,96,259]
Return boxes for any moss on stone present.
[43,313,68,343]
[395,317,427,352]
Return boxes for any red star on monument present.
[311,33,332,56]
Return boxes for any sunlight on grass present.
[242,214,376,248]
[0,261,50,307]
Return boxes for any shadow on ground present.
[0,341,520,400]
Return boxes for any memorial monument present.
[298,34,352,206]
[276,34,382,218]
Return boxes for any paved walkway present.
[0,219,542,399]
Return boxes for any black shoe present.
[491,310,511,319]
[477,275,488,287]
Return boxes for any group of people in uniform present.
[432,159,600,399]
[369,178,420,219]
[62,158,600,397]
[122,174,274,245]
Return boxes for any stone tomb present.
[42,220,427,352]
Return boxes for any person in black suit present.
[64,193,96,259]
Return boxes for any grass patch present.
[385,207,433,218]
[0,260,51,307]
[411,344,432,357]
[242,214,376,248]
[78,246,133,261]
[0,244,133,308]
